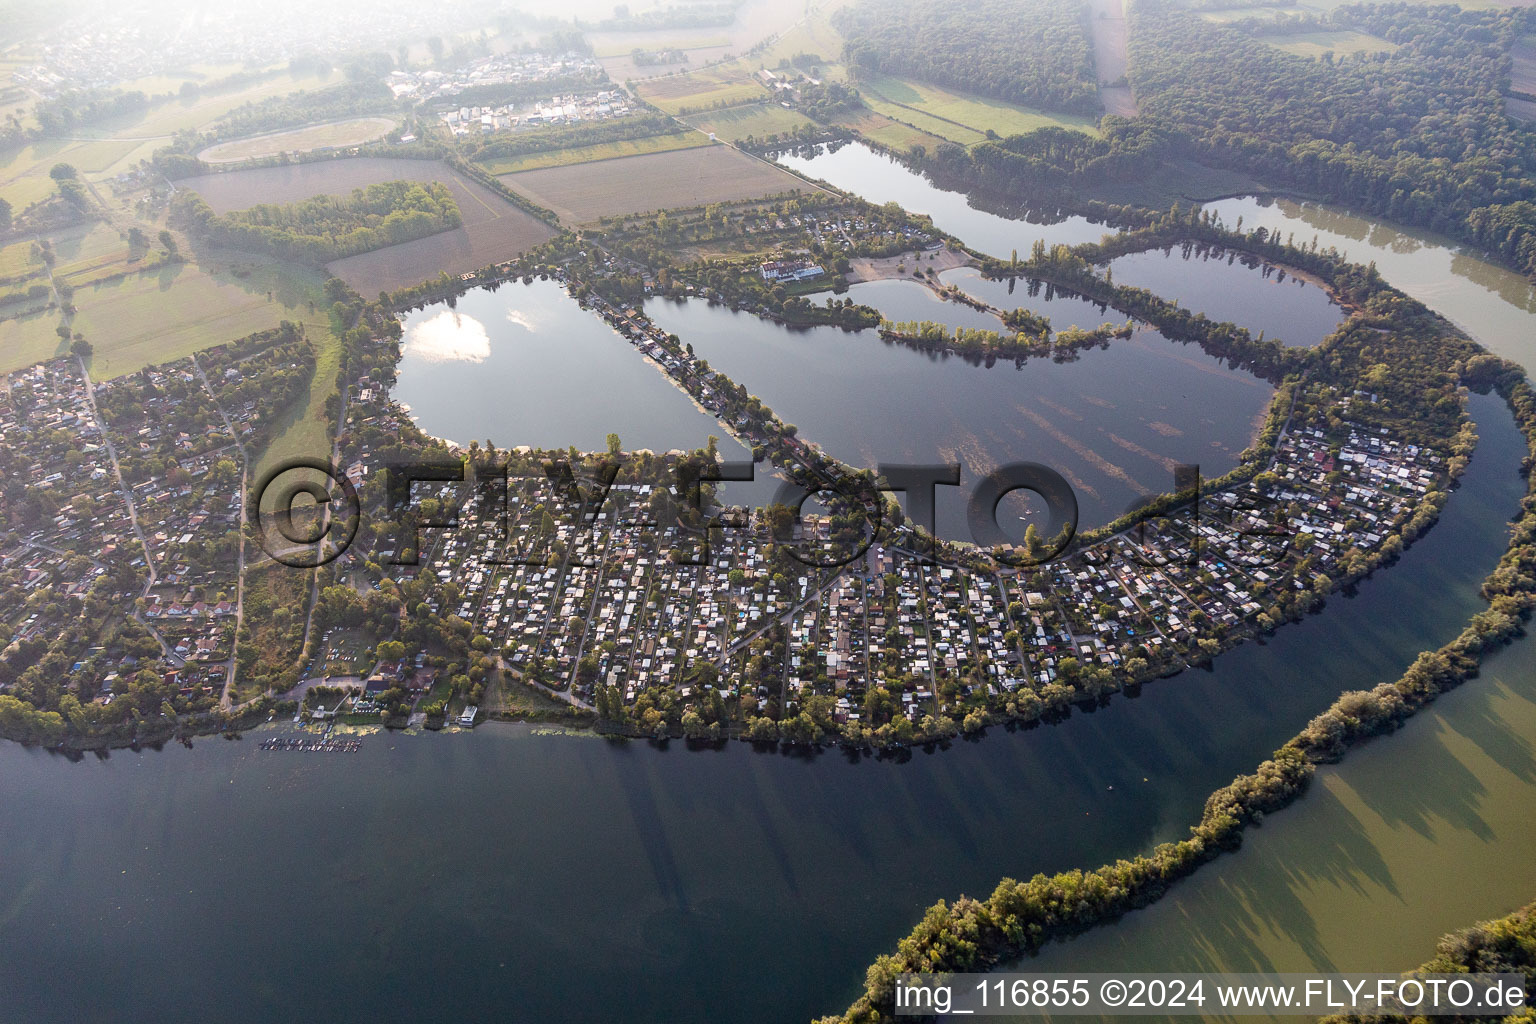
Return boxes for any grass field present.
[1263,29,1400,58]
[828,110,951,153]
[636,69,770,114]
[0,306,67,367]
[856,72,1101,143]
[50,222,139,285]
[60,260,326,379]
[0,238,42,280]
[0,64,336,210]
[474,131,713,174]
[196,117,398,164]
[498,144,820,223]
[97,68,340,139]
[48,222,129,277]
[254,324,342,481]
[1077,157,1274,209]
[682,103,818,142]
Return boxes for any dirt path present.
[1088,0,1139,117]
[845,245,972,286]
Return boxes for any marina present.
[259,736,363,753]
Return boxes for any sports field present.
[196,117,398,164]
[497,145,821,223]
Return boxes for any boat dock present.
[260,736,361,753]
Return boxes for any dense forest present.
[172,180,461,263]
[835,0,1101,115]
[1125,0,1536,277]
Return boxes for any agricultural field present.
[174,157,472,212]
[1507,96,1536,122]
[176,158,558,292]
[1088,0,1137,116]
[1262,29,1400,58]
[497,144,822,223]
[635,68,770,114]
[856,72,1101,144]
[473,131,713,174]
[196,117,398,164]
[681,103,818,142]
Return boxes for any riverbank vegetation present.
[822,353,1536,1021]
[1319,898,1536,1024]
[877,316,1132,361]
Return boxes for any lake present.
[394,277,750,460]
[1103,246,1345,348]
[647,283,1272,537]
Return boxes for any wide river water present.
[2,146,1535,1023]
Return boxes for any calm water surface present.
[7,147,1536,1023]
[777,143,1115,253]
[394,278,749,459]
[646,287,1272,536]
[1104,247,1345,347]
[1206,196,1536,371]
[0,394,1523,1024]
